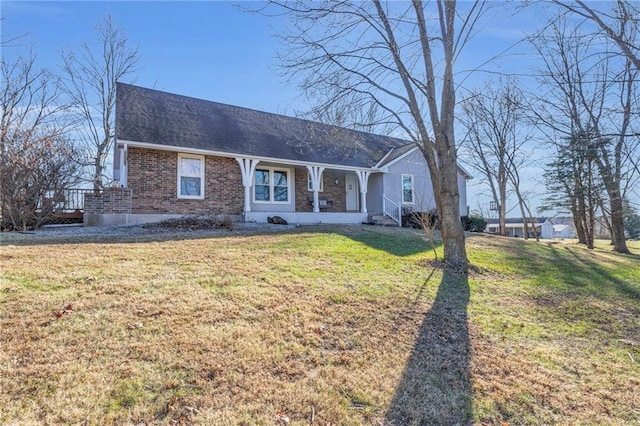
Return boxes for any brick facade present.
[84,188,133,214]
[127,148,244,216]
[294,168,347,212]
[86,149,357,218]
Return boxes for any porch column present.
[236,158,260,213]
[306,165,325,213]
[356,171,371,213]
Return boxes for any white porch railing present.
[382,194,402,227]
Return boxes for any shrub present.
[462,215,487,232]
[402,209,440,229]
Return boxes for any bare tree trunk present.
[438,148,467,268]
[499,192,506,236]
[571,200,588,244]
[608,187,628,252]
[517,198,528,239]
[93,155,102,193]
[597,201,613,240]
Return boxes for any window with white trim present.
[402,174,414,203]
[177,154,204,199]
[254,168,290,203]
[307,172,324,192]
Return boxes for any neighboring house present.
[85,83,471,226]
[485,217,576,239]
[548,217,577,239]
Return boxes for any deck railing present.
[382,194,402,227]
[38,188,95,225]
[43,188,94,212]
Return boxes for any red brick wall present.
[127,148,243,215]
[294,168,347,212]
[84,188,132,214]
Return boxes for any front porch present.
[235,157,375,217]
[245,211,368,225]
[233,157,406,226]
[86,149,403,227]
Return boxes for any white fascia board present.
[373,149,395,169]
[375,144,474,179]
[117,139,378,173]
[456,163,473,180]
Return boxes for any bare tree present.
[1,131,81,230]
[459,80,532,237]
[264,1,488,271]
[505,147,541,241]
[530,17,637,253]
[541,132,601,248]
[552,0,640,71]
[61,13,139,193]
[1,51,81,230]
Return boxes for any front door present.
[346,175,358,211]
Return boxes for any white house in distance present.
[485,217,576,239]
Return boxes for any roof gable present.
[375,143,419,168]
[116,83,410,168]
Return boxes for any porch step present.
[368,214,400,227]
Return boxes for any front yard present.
[1,225,638,424]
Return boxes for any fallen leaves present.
[135,308,163,318]
[313,325,326,335]
[54,304,74,318]
[127,322,144,330]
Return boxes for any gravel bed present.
[0,221,299,245]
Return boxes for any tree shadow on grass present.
[341,227,441,257]
[385,270,472,425]
[0,224,439,255]
[559,245,640,301]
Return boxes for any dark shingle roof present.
[485,217,549,225]
[376,143,418,167]
[116,83,410,168]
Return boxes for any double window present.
[402,174,414,204]
[254,168,290,203]
[178,154,205,199]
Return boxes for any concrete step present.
[368,214,400,227]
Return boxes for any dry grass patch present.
[1,226,639,424]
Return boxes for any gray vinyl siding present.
[383,149,468,215]
[384,150,436,212]
[366,173,384,213]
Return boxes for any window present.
[178,154,204,199]
[254,168,290,203]
[254,169,270,201]
[402,174,414,203]
[307,172,324,192]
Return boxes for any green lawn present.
[1,226,638,425]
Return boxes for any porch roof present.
[116,83,410,169]
[485,217,549,226]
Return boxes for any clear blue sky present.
[2,1,636,215]
[2,1,547,116]
[1,1,303,113]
